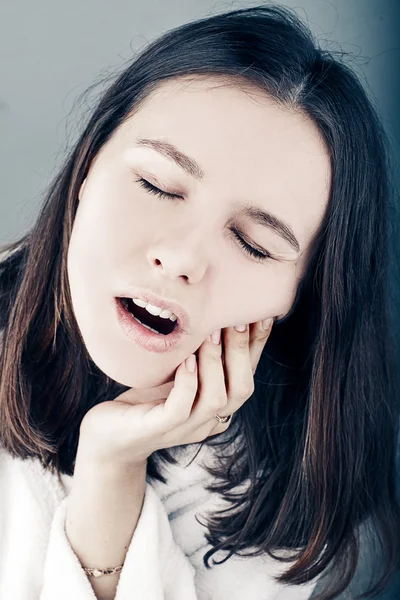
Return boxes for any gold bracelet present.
[83,564,124,578]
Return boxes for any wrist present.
[76,426,148,479]
[66,441,147,599]
[74,447,148,488]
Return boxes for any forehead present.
[117,76,331,251]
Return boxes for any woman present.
[0,4,399,600]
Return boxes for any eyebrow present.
[134,137,300,253]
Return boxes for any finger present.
[221,324,254,408]
[161,334,231,445]
[206,324,254,437]
[204,324,253,439]
[148,357,199,431]
[249,318,273,374]
[191,331,228,422]
[207,319,273,435]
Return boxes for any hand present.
[78,318,274,469]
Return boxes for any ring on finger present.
[215,413,232,424]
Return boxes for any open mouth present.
[119,297,178,336]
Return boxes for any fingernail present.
[211,329,221,344]
[262,318,273,330]
[234,324,247,332]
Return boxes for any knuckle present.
[209,347,222,362]
[236,336,249,350]
[239,379,255,399]
[210,394,228,412]
[255,330,270,343]
[174,411,191,426]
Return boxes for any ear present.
[78,178,87,202]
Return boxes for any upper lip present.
[118,288,190,333]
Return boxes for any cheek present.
[77,182,156,260]
[267,264,302,316]
[271,260,307,319]
[252,276,299,321]
[273,284,299,319]
[209,263,301,328]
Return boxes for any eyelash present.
[135,177,273,262]
[137,177,178,201]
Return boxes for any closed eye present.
[135,177,274,262]
[136,177,181,200]
[230,228,273,261]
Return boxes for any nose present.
[146,236,208,284]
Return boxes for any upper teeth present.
[131,298,178,322]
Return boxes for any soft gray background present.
[1,0,399,598]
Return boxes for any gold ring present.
[215,414,231,424]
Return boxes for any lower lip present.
[114,297,186,353]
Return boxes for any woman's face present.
[67,76,330,388]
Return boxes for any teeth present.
[131,298,178,322]
[131,298,147,308]
[131,316,162,335]
[142,302,165,317]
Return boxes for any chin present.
[89,350,177,390]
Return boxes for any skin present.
[67,321,273,599]
[67,75,331,392]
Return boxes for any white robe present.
[0,441,320,599]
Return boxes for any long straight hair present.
[0,5,399,599]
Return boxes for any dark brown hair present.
[1,5,399,599]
